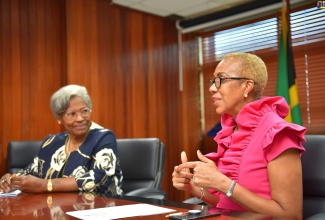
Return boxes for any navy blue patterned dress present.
[18,123,123,195]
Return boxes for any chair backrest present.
[302,134,325,219]
[7,140,42,173]
[117,138,165,194]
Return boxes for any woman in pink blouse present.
[172,52,306,219]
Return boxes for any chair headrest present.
[302,135,325,196]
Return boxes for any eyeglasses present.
[209,76,253,89]
[64,108,92,121]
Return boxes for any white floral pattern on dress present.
[94,149,116,176]
[50,146,67,171]
[72,166,87,178]
[30,157,39,173]
[75,170,96,192]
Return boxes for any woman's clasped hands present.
[172,150,226,198]
[0,173,18,193]
[0,173,45,193]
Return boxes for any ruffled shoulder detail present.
[263,120,306,152]
[243,96,306,151]
[237,96,289,125]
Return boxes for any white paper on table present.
[0,189,21,197]
[66,203,176,220]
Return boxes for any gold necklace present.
[65,131,90,155]
[65,135,71,156]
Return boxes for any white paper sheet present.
[0,189,21,197]
[66,203,176,220]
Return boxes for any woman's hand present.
[0,173,16,193]
[172,151,194,191]
[178,150,226,191]
[173,150,222,206]
[11,175,47,193]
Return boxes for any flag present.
[276,0,302,125]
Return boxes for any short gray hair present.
[50,84,92,119]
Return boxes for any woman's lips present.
[75,124,87,130]
[212,97,221,107]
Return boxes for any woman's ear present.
[245,80,255,95]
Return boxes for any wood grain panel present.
[0,0,3,165]
[1,0,23,167]
[0,0,202,202]
[0,0,65,173]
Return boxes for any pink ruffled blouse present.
[205,96,306,211]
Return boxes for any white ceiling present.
[111,0,254,19]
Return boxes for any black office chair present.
[7,140,42,173]
[117,138,166,200]
[302,134,325,219]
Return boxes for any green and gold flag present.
[276,0,302,125]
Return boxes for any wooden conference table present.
[0,192,270,220]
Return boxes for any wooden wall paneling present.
[65,0,99,126]
[0,0,67,175]
[0,0,194,202]
[26,0,45,139]
[95,1,122,134]
[70,0,99,121]
[147,16,165,141]
[65,0,84,84]
[66,0,101,123]
[20,0,64,140]
[19,0,32,140]
[95,0,112,131]
[87,0,99,126]
[114,7,131,138]
[152,18,177,200]
[129,12,148,138]
[10,0,22,140]
[109,8,125,138]
[112,6,129,138]
[123,12,136,138]
[42,0,54,135]
[41,0,66,136]
[121,10,138,137]
[42,0,65,135]
[0,2,4,168]
[162,70,181,201]
[170,33,201,201]
[12,0,23,138]
[1,0,22,174]
[181,33,201,162]
[0,0,3,172]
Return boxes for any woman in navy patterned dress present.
[0,85,123,195]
